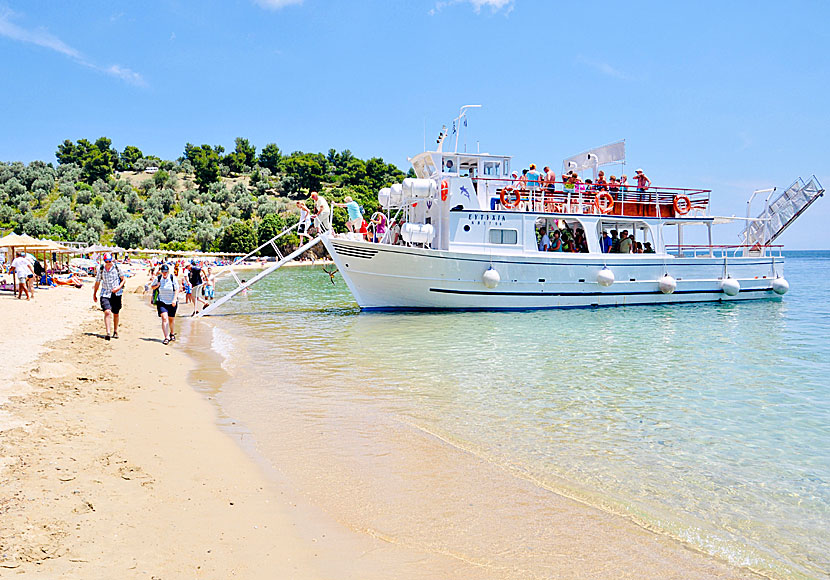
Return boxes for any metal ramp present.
[196,227,324,317]
[741,176,824,252]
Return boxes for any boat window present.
[483,161,501,176]
[443,157,458,173]
[597,220,655,253]
[489,228,518,244]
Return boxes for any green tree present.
[185,144,221,192]
[56,137,118,184]
[258,143,282,173]
[232,137,256,169]
[47,197,73,228]
[219,221,257,254]
[101,200,130,227]
[194,223,219,251]
[159,215,191,243]
[113,218,148,249]
[153,169,170,188]
[77,228,100,246]
[257,213,285,256]
[281,152,325,192]
[120,145,144,170]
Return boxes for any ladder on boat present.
[195,224,325,317]
[741,176,824,251]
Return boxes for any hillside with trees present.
[0,137,411,254]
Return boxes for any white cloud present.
[430,0,514,15]
[0,8,145,86]
[0,7,81,59]
[577,55,629,80]
[253,0,304,9]
[469,0,514,12]
[104,64,145,86]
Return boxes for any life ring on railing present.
[594,192,615,214]
[673,194,691,215]
[440,180,449,201]
[500,187,521,209]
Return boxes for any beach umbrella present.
[0,232,47,248]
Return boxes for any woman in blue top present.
[550,230,563,251]
[334,196,363,235]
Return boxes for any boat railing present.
[474,176,710,217]
[665,244,784,259]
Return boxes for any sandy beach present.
[0,269,767,579]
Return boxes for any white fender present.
[772,277,789,295]
[482,267,500,289]
[596,267,615,287]
[658,274,677,294]
[721,277,740,296]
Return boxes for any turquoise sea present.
[194,250,829,579]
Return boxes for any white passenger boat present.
[197,109,824,317]
[320,109,824,311]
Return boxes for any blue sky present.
[1,0,827,247]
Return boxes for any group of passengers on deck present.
[537,226,654,254]
[510,165,651,195]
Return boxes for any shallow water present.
[195,252,830,579]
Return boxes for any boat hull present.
[322,237,784,310]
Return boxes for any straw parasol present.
[0,232,49,249]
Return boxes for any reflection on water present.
[202,255,830,579]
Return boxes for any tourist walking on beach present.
[186,259,208,315]
[150,263,178,345]
[10,251,34,300]
[92,253,125,340]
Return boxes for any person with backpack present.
[150,263,178,345]
[92,253,126,340]
[185,259,208,315]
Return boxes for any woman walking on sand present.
[150,263,178,345]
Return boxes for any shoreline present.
[0,273,773,578]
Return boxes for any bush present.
[219,220,257,254]
[101,200,129,227]
[113,218,147,249]
[77,228,100,245]
[47,197,73,228]
[159,215,191,243]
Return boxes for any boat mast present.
[453,105,481,153]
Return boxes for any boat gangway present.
[195,222,324,317]
[741,176,824,252]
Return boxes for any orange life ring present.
[440,180,449,201]
[594,192,615,214]
[673,194,691,215]
[500,186,521,209]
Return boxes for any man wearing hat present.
[92,253,126,340]
[635,168,651,192]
